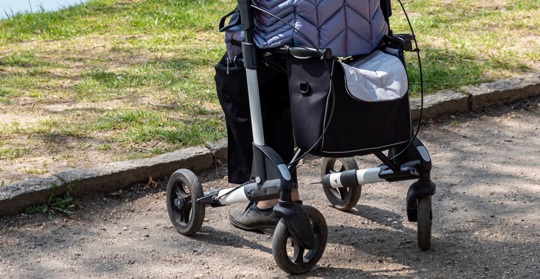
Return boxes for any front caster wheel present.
[321,157,361,211]
[417,195,432,250]
[272,205,327,274]
[166,169,205,236]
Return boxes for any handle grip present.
[276,45,333,59]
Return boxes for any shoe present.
[228,202,280,234]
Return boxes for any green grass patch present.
[95,109,225,145]
[26,183,76,219]
[392,0,540,95]
[0,0,538,170]
[0,146,30,160]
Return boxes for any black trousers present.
[214,54,294,184]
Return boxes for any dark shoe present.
[228,203,280,234]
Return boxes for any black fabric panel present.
[287,55,412,158]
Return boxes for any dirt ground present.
[1,97,539,278]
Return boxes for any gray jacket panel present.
[252,0,388,56]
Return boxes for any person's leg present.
[214,54,253,183]
[256,64,297,208]
[228,57,298,234]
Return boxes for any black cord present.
[387,0,425,161]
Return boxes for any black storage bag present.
[215,54,295,183]
[286,50,413,158]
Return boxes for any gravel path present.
[1,97,539,278]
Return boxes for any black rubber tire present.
[166,169,205,236]
[417,195,432,250]
[272,205,328,275]
[321,157,361,211]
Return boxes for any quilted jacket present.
[252,0,388,57]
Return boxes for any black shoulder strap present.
[380,0,392,32]
[218,7,242,32]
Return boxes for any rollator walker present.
[165,0,436,274]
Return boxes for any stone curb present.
[1,73,539,216]
[0,147,222,215]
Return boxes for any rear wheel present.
[166,169,205,236]
[321,157,361,211]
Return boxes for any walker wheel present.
[321,157,361,211]
[166,169,205,236]
[272,205,327,275]
[417,195,432,250]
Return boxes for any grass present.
[391,0,540,93]
[25,182,76,219]
[0,0,229,163]
[0,0,539,184]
